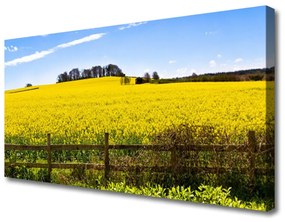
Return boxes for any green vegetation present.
[57,64,125,83]
[5,123,274,211]
[4,165,269,211]
[99,182,268,211]
[152,67,275,84]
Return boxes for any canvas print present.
[4,6,275,211]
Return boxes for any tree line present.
[135,71,160,84]
[57,64,125,83]
[56,63,273,85]
[156,67,275,84]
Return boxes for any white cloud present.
[5,33,106,67]
[168,60,176,64]
[57,33,105,48]
[5,49,55,66]
[217,54,222,58]
[209,60,216,67]
[118,22,147,30]
[5,45,18,52]
[234,57,243,63]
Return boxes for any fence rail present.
[5,144,273,152]
[5,131,274,183]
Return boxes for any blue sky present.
[5,6,273,90]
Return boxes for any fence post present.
[171,145,177,182]
[248,130,256,189]
[104,133,110,181]
[47,133,52,182]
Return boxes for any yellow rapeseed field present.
[5,77,274,145]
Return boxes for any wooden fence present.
[5,131,274,183]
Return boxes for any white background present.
[0,0,283,221]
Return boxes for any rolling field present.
[5,77,274,145]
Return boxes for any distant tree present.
[120,76,131,85]
[68,69,73,80]
[106,64,124,77]
[144,72,151,82]
[91,66,97,78]
[135,77,144,84]
[99,66,104,77]
[56,63,127,82]
[57,72,69,83]
[62,72,69,81]
[57,74,63,83]
[152,71,160,80]
[81,69,92,79]
[249,75,263,81]
[91,66,103,78]
[69,68,80,80]
[192,72,198,77]
[104,65,110,76]
[26,83,32,87]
